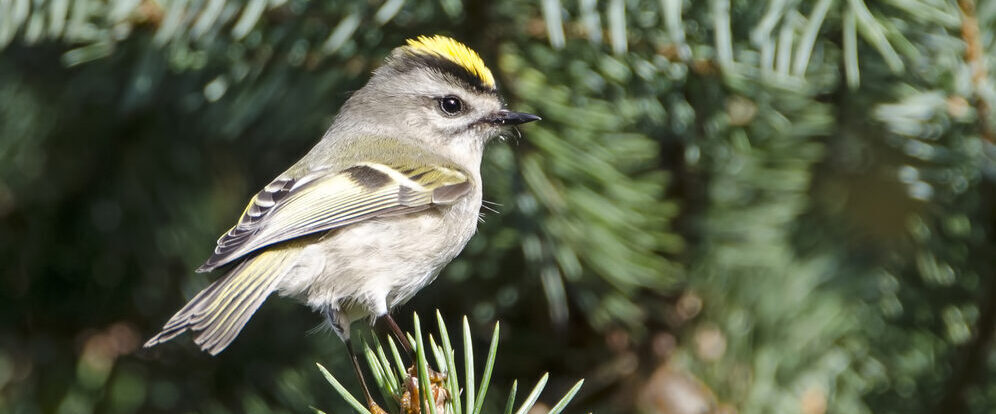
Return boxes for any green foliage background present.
[1,0,995,413]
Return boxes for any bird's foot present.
[399,366,449,414]
[406,365,447,385]
[368,401,389,414]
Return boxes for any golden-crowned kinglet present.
[144,35,538,408]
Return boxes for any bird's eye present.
[439,96,463,115]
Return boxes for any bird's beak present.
[489,110,541,126]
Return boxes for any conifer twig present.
[957,0,994,142]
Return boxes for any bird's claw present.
[406,365,447,385]
[368,402,389,414]
[398,366,449,414]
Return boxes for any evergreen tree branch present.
[957,0,994,142]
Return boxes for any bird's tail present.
[144,248,297,355]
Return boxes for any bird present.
[143,34,540,408]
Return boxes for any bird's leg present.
[345,338,383,412]
[326,307,385,414]
[382,313,414,361]
[377,314,449,413]
[380,314,447,387]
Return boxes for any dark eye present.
[439,96,463,115]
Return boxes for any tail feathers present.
[144,250,293,355]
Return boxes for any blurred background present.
[2,0,996,413]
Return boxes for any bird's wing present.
[196,161,472,272]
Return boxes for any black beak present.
[490,110,541,126]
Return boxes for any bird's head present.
[339,35,540,154]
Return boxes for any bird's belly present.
[277,200,479,320]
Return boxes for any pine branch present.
[316,311,584,414]
[957,0,995,142]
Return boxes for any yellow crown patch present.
[404,35,496,89]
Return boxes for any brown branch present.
[959,0,994,142]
